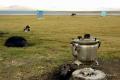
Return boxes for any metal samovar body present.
[71,34,101,65]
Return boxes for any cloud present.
[0,0,120,11]
[0,5,34,10]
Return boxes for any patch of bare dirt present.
[26,59,120,80]
[98,59,120,80]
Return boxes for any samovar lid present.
[71,34,100,45]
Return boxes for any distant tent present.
[101,11,107,16]
[36,10,44,19]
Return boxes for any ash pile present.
[59,34,106,80]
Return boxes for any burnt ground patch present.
[97,59,120,80]
[26,59,120,80]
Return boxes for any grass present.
[0,15,120,80]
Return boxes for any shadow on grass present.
[38,38,68,44]
[0,31,9,37]
[28,43,36,47]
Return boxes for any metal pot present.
[71,35,101,62]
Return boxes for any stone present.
[71,68,106,80]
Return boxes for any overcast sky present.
[0,0,120,11]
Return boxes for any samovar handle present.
[71,42,79,59]
[98,41,101,48]
[95,38,101,48]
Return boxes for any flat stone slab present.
[72,68,106,80]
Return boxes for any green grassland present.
[0,15,120,80]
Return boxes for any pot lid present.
[72,38,100,45]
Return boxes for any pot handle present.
[98,41,101,48]
[95,38,101,48]
[71,43,79,58]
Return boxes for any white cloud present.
[0,0,120,11]
[0,5,34,10]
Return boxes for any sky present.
[0,0,120,11]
